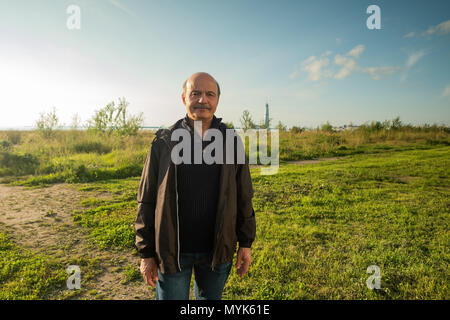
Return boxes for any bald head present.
[182,72,221,98]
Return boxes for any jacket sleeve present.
[134,137,160,258]
[235,139,256,248]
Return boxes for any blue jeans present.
[155,252,232,300]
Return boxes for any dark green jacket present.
[134,118,256,274]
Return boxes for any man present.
[135,72,256,300]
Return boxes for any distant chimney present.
[265,102,269,129]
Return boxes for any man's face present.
[182,75,219,121]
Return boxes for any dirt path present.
[0,183,154,300]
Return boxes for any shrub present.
[276,121,287,132]
[5,131,22,145]
[87,98,143,136]
[36,108,60,138]
[70,141,112,154]
[0,140,11,150]
[290,126,304,134]
[320,122,334,132]
[64,163,143,183]
[240,110,256,131]
[0,152,39,176]
[391,116,402,130]
[224,121,235,129]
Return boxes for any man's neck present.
[187,116,213,138]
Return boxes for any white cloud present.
[401,50,427,81]
[332,45,364,80]
[334,54,357,80]
[406,50,426,68]
[442,85,450,97]
[291,44,400,82]
[403,20,450,40]
[334,54,349,65]
[422,19,450,37]
[300,56,330,81]
[346,45,365,58]
[289,69,300,80]
[108,0,136,17]
[362,66,402,80]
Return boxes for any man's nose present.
[198,93,208,104]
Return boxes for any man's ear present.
[181,94,186,105]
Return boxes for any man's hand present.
[236,247,251,278]
[140,257,158,287]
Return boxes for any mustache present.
[193,105,211,110]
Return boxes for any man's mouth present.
[193,105,210,110]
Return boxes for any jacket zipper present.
[175,164,181,272]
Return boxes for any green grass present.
[0,227,67,299]
[71,146,449,299]
[0,126,449,299]
[121,264,142,284]
[231,146,449,299]
[73,178,139,249]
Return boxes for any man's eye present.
[191,92,199,96]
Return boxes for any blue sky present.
[0,0,449,128]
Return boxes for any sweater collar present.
[181,114,222,132]
[160,114,224,149]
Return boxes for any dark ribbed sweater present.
[176,115,222,253]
